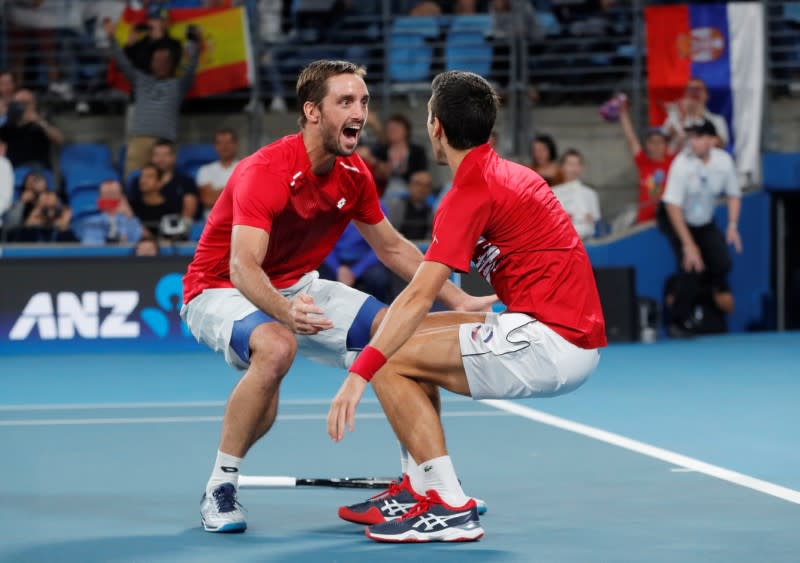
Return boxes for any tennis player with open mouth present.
[180,60,493,534]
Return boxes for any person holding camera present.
[0,89,64,170]
[103,17,201,178]
[124,6,183,75]
[16,190,75,242]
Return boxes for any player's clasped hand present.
[327,373,368,442]
[287,293,334,335]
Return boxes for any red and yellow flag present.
[108,6,253,98]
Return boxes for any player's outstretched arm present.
[230,225,333,335]
[355,218,495,311]
[327,261,450,442]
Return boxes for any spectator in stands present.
[552,148,601,240]
[123,5,183,75]
[13,190,75,242]
[385,170,434,240]
[658,119,741,336]
[320,221,391,303]
[0,89,64,169]
[134,234,160,256]
[103,18,201,178]
[8,0,81,100]
[130,162,182,237]
[0,70,17,127]
[75,179,144,245]
[372,114,428,198]
[0,149,12,227]
[130,141,198,231]
[196,128,239,217]
[663,78,729,150]
[488,0,539,87]
[3,170,49,232]
[616,97,676,223]
[530,133,563,186]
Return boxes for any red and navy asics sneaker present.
[365,489,484,543]
[338,474,425,525]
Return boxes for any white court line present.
[0,397,473,412]
[0,409,509,427]
[483,399,800,505]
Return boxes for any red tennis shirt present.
[425,144,607,349]
[183,133,384,304]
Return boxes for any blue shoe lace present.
[212,484,241,513]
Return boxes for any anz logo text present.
[8,273,189,341]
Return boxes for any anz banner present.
[0,258,202,354]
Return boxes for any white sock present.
[206,450,243,495]
[400,446,425,495]
[420,455,468,507]
[400,444,409,475]
[406,453,426,495]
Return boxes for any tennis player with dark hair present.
[181,60,494,533]
[328,71,607,542]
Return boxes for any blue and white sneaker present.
[200,483,247,533]
[365,489,484,543]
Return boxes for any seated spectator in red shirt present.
[617,97,676,223]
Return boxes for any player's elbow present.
[229,254,250,290]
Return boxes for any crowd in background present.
[0,0,757,335]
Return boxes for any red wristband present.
[349,346,387,383]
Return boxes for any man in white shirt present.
[196,128,239,217]
[659,119,742,335]
[552,148,601,240]
[0,146,13,227]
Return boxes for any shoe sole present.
[365,525,484,543]
[202,519,247,533]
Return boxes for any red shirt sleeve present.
[424,183,491,273]
[633,149,648,169]
[353,166,385,225]
[231,160,290,233]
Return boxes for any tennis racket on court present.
[239,475,398,490]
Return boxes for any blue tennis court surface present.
[2,333,799,562]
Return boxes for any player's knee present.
[249,324,297,377]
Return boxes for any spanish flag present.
[109,5,253,98]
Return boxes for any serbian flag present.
[645,3,764,182]
[108,5,254,98]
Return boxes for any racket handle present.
[239,475,297,489]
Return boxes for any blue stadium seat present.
[177,144,218,177]
[60,143,114,175]
[762,152,800,192]
[535,10,562,37]
[68,189,101,219]
[64,165,120,196]
[189,219,206,241]
[388,17,439,83]
[444,15,493,76]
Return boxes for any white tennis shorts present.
[180,271,382,371]
[459,313,600,400]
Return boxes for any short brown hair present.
[296,60,367,127]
